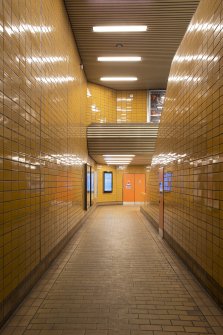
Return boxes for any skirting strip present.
[140,206,159,231]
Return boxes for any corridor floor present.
[1,206,223,335]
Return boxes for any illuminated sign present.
[103,172,113,193]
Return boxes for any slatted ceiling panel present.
[64,0,200,90]
[92,154,154,165]
[87,123,159,165]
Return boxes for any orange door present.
[123,174,135,203]
[135,174,145,203]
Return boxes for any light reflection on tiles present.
[144,0,223,301]
[0,0,91,322]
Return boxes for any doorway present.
[123,173,145,205]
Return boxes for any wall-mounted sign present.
[103,171,113,193]
[126,181,132,189]
[164,172,172,192]
[147,90,166,123]
[87,172,91,193]
[84,164,95,209]
[159,181,163,193]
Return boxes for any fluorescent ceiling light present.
[104,161,133,162]
[103,155,135,158]
[105,160,131,163]
[93,25,147,32]
[105,159,132,161]
[105,160,132,163]
[98,56,141,62]
[100,77,137,82]
[106,163,130,165]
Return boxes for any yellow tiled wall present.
[97,165,146,203]
[0,0,91,322]
[86,83,116,124]
[144,0,223,303]
[86,84,148,124]
[117,91,147,123]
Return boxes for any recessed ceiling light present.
[100,77,137,82]
[97,56,141,62]
[105,158,132,161]
[93,25,147,32]
[105,160,132,163]
[104,154,135,165]
[106,162,130,165]
[103,155,135,157]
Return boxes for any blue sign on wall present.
[164,172,172,192]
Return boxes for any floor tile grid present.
[120,210,218,334]
[137,211,223,334]
[25,207,223,334]
[61,206,220,335]
[0,208,223,335]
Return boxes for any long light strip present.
[100,77,137,82]
[93,25,147,32]
[104,154,135,165]
[104,155,134,162]
[105,161,132,163]
[98,56,141,62]
[103,155,135,157]
[105,159,132,162]
[106,162,130,165]
[105,159,132,161]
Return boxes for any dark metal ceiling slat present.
[64,0,200,90]
[87,123,159,165]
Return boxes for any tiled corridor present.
[1,206,223,335]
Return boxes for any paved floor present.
[1,206,223,335]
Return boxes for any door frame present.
[122,173,146,205]
[159,167,164,238]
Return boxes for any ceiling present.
[87,123,159,165]
[64,0,200,90]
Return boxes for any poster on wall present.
[103,172,113,193]
[147,90,166,123]
[164,172,172,192]
[84,164,91,210]
[90,169,95,205]
[87,172,91,192]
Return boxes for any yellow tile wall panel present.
[144,0,223,301]
[0,0,91,321]
[86,84,148,125]
[86,83,116,125]
[117,91,147,123]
